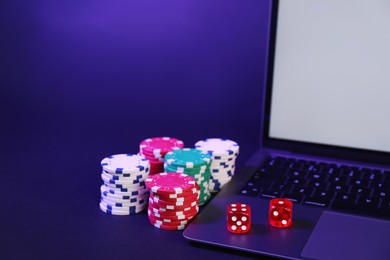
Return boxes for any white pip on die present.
[227,203,251,234]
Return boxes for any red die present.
[227,203,251,234]
[268,198,293,228]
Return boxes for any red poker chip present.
[144,157,164,163]
[148,204,199,216]
[145,158,165,165]
[148,206,196,218]
[140,137,184,155]
[148,206,198,220]
[148,216,186,230]
[149,211,197,222]
[149,187,200,199]
[147,211,193,226]
[140,149,166,158]
[145,172,197,195]
[148,202,198,215]
[141,153,165,161]
[149,192,200,206]
[148,196,199,209]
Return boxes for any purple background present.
[1,0,271,259]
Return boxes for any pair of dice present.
[227,198,293,234]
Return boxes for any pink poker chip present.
[140,137,184,155]
[145,172,197,195]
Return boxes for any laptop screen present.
[268,0,390,153]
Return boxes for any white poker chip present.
[194,138,239,157]
[101,154,150,174]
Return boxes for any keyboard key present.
[350,179,369,188]
[271,183,292,193]
[260,190,281,199]
[329,176,348,185]
[334,193,357,204]
[331,193,356,212]
[308,173,326,181]
[321,166,340,176]
[265,158,280,167]
[258,167,287,177]
[374,189,389,199]
[285,161,302,171]
[357,196,380,208]
[282,193,303,203]
[350,186,371,196]
[308,180,328,190]
[329,183,348,192]
[245,177,272,190]
[303,164,321,174]
[362,170,383,181]
[381,199,390,210]
[286,169,306,178]
[304,197,330,207]
[291,186,313,196]
[313,189,334,199]
[257,173,284,183]
[287,177,307,186]
[343,168,361,179]
[239,187,260,197]
[370,181,389,190]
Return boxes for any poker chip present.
[101,195,147,206]
[148,203,198,215]
[103,181,146,191]
[139,137,184,176]
[99,154,150,216]
[145,172,197,195]
[140,137,184,154]
[147,186,200,199]
[148,196,199,208]
[101,154,150,174]
[194,138,239,193]
[101,184,149,197]
[99,203,134,216]
[149,206,198,220]
[148,217,186,231]
[99,201,146,215]
[164,164,208,174]
[164,148,211,168]
[146,172,200,230]
[164,149,211,205]
[195,138,239,157]
[151,192,200,203]
[147,212,192,226]
[101,172,146,185]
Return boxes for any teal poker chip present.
[164,148,211,168]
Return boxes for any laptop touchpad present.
[301,211,390,260]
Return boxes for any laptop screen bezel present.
[262,0,390,166]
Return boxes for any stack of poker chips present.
[194,138,239,193]
[146,172,200,230]
[99,154,150,215]
[139,137,184,175]
[164,148,212,205]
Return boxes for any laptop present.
[183,0,390,259]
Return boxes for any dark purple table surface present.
[0,0,275,258]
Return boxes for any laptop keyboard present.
[239,156,390,219]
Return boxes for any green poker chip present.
[164,165,210,175]
[165,148,211,168]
